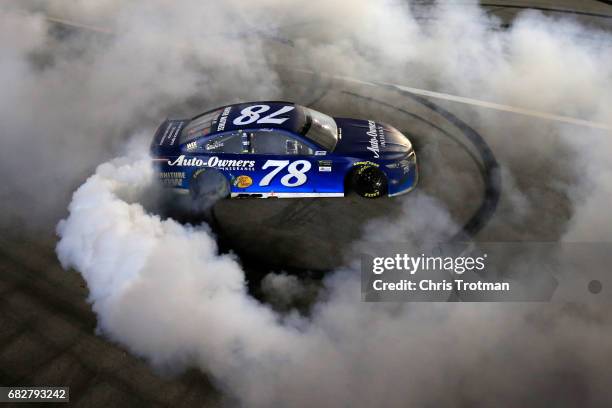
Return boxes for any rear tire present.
[349,164,388,198]
[190,168,230,210]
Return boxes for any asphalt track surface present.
[1,1,611,406]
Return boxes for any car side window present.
[251,130,313,155]
[181,109,223,144]
[185,132,244,154]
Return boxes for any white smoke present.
[0,1,284,228]
[2,0,611,406]
[55,146,612,406]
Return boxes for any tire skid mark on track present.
[339,87,500,241]
[275,200,321,226]
[293,68,612,131]
[387,85,502,241]
[302,72,331,108]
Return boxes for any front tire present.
[349,164,388,198]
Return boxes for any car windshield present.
[300,107,338,151]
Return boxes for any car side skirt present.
[230,192,344,198]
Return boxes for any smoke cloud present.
[57,151,612,406]
[1,0,611,406]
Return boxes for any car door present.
[172,131,252,192]
[243,129,319,197]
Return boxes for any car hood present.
[333,118,413,159]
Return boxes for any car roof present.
[194,101,304,137]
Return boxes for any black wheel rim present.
[365,170,384,190]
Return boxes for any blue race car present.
[150,101,417,201]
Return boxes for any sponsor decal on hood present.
[366,120,386,158]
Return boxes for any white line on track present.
[324,72,611,131]
[390,84,611,131]
[45,16,611,132]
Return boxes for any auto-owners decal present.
[366,120,386,158]
[167,155,255,171]
[167,156,312,188]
